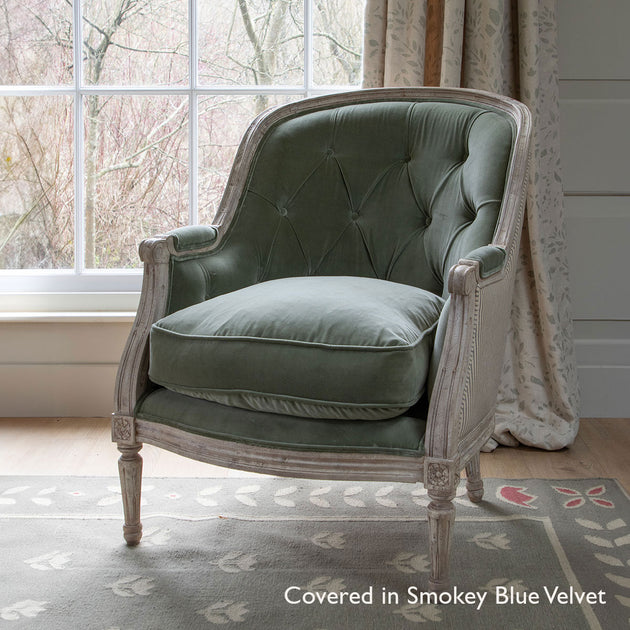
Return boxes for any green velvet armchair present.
[112,87,531,591]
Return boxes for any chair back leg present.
[465,452,484,503]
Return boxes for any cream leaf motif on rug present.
[211,552,257,574]
[24,551,72,571]
[386,552,430,574]
[306,576,346,594]
[374,485,397,508]
[594,553,625,567]
[343,486,366,508]
[576,518,626,531]
[31,487,56,506]
[196,485,222,507]
[274,485,298,507]
[2,477,629,629]
[393,602,442,623]
[234,485,260,507]
[0,485,30,505]
[140,527,171,546]
[197,600,249,624]
[467,532,511,551]
[1,600,48,621]
[309,486,332,508]
[578,514,630,613]
[106,576,156,598]
[310,532,346,550]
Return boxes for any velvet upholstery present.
[147,98,515,425]
[165,101,514,315]
[149,276,444,419]
[137,388,428,456]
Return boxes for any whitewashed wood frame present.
[112,87,532,591]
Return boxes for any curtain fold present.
[363,0,580,450]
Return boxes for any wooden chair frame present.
[112,87,531,591]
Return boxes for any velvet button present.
[351,212,359,220]
[278,207,288,216]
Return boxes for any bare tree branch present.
[97,103,188,178]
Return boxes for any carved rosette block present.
[112,415,135,444]
[425,458,457,497]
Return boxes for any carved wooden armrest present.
[424,245,515,466]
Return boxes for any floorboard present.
[0,417,628,491]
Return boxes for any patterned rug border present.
[2,476,629,629]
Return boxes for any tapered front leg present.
[425,459,457,592]
[465,452,484,503]
[427,493,455,592]
[117,443,143,546]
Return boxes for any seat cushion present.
[136,389,428,457]
[149,276,444,420]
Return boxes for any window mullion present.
[189,0,198,226]
[74,0,85,275]
[304,0,314,96]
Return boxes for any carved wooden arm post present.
[112,236,172,545]
[112,228,221,544]
[423,244,519,589]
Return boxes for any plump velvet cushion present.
[149,276,444,420]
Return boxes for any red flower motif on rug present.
[552,484,614,509]
[496,485,538,509]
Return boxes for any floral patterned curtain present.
[363,0,579,450]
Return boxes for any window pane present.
[84,95,188,268]
[82,0,188,86]
[198,0,303,86]
[198,94,293,225]
[0,96,74,269]
[313,0,363,86]
[0,0,73,85]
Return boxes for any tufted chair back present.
[167,98,515,313]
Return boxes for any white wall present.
[559,0,630,417]
[0,317,131,417]
[0,0,628,418]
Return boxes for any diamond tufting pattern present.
[167,100,514,313]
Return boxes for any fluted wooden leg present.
[427,492,455,592]
[465,452,484,503]
[118,443,143,546]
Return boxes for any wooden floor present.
[0,417,628,491]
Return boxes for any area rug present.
[1,477,629,629]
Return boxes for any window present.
[0,0,364,298]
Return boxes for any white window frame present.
[0,0,361,311]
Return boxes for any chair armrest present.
[460,245,506,279]
[425,249,515,464]
[167,225,218,254]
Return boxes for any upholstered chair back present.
[167,100,515,314]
